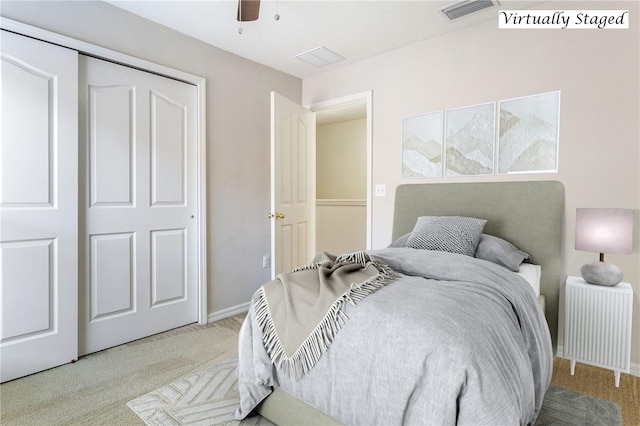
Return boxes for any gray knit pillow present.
[406,216,487,256]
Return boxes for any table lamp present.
[575,208,634,286]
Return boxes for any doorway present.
[311,92,371,254]
[269,91,371,276]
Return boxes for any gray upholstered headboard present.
[392,181,565,352]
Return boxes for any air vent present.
[295,46,345,68]
[441,0,498,20]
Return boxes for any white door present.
[78,55,198,355]
[0,32,78,382]
[270,92,316,278]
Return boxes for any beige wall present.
[1,1,302,313]
[316,202,367,254]
[316,119,367,199]
[303,1,640,370]
[316,118,367,253]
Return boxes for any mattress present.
[517,263,542,297]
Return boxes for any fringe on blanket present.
[251,251,397,380]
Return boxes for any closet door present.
[78,55,198,355]
[1,31,78,382]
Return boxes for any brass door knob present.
[267,212,285,220]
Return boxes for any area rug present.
[535,384,622,426]
[127,358,273,426]
[129,359,621,426]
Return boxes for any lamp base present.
[580,261,623,286]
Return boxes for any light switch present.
[375,184,386,197]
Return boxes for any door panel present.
[151,91,186,205]
[2,240,54,339]
[270,92,315,278]
[2,60,52,204]
[79,55,197,355]
[1,31,78,383]
[89,86,134,206]
[90,233,134,319]
[151,229,186,305]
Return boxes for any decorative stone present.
[580,262,624,286]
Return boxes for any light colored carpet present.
[129,358,621,426]
[0,315,245,425]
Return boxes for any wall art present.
[401,111,443,178]
[498,91,560,174]
[444,102,495,176]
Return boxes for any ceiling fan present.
[237,0,261,22]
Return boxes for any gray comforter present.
[236,248,553,425]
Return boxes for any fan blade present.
[237,0,260,21]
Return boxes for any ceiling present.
[105,0,544,80]
[315,100,367,126]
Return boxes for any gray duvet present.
[236,248,553,425]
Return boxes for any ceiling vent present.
[440,0,499,21]
[295,46,345,67]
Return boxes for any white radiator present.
[564,277,633,387]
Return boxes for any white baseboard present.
[557,344,640,378]
[207,302,250,323]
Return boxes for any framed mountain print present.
[498,91,560,174]
[402,111,443,178]
[444,102,495,176]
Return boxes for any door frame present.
[0,17,209,325]
[307,91,373,250]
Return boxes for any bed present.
[236,180,565,425]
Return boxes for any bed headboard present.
[392,181,565,352]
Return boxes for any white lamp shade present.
[575,208,634,255]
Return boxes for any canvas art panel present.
[498,91,560,174]
[445,102,495,176]
[401,111,443,178]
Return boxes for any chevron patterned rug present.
[127,358,274,426]
[129,359,621,426]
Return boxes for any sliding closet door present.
[78,55,198,355]
[1,31,78,382]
